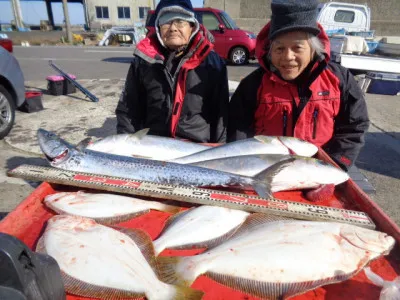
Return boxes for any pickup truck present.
[317,1,400,74]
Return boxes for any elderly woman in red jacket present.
[228,0,369,171]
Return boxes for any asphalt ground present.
[0,45,399,226]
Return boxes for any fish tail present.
[252,157,297,198]
[172,285,204,300]
[162,205,183,214]
[157,256,196,287]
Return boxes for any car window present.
[200,12,220,31]
[219,12,238,29]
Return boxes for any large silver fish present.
[44,191,181,225]
[191,154,349,192]
[37,129,290,198]
[153,206,250,255]
[170,136,318,164]
[158,214,395,299]
[36,215,203,300]
[85,128,210,160]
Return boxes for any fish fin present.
[251,182,272,199]
[157,256,195,287]
[35,236,46,253]
[114,227,159,276]
[131,154,154,159]
[155,209,193,239]
[76,137,94,150]
[130,128,150,140]
[252,157,297,198]
[172,285,204,300]
[93,210,151,225]
[364,267,385,287]
[159,203,182,215]
[168,225,242,251]
[210,213,294,245]
[61,270,144,299]
[207,271,358,300]
[253,135,275,144]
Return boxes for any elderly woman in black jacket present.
[116,0,229,143]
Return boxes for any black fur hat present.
[269,0,321,40]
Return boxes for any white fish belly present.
[154,206,249,253]
[42,217,170,296]
[44,192,172,218]
[180,221,393,287]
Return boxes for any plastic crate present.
[46,74,77,96]
[366,72,400,95]
[19,91,44,113]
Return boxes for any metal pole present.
[62,0,73,43]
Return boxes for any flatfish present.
[44,191,180,225]
[36,215,203,300]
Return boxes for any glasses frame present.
[160,19,191,29]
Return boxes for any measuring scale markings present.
[8,165,375,229]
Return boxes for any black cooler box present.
[19,91,44,113]
[47,74,77,96]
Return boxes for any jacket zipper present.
[282,109,288,136]
[165,58,188,126]
[312,108,319,139]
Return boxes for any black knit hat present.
[269,0,321,40]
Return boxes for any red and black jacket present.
[116,26,229,143]
[227,23,369,171]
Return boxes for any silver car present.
[0,46,25,139]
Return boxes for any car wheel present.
[229,47,248,65]
[0,85,16,139]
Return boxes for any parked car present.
[0,45,25,139]
[0,38,13,53]
[146,7,256,65]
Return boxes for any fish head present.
[37,129,75,167]
[312,158,350,185]
[47,215,97,231]
[278,137,318,157]
[341,225,395,255]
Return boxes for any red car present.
[146,7,256,65]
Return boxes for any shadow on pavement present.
[102,57,134,64]
[87,117,117,138]
[356,132,400,179]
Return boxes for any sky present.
[0,0,203,25]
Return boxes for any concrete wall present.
[86,0,154,27]
[204,0,400,36]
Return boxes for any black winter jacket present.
[116,27,229,143]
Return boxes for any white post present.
[11,0,24,29]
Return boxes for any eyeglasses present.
[160,19,190,29]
